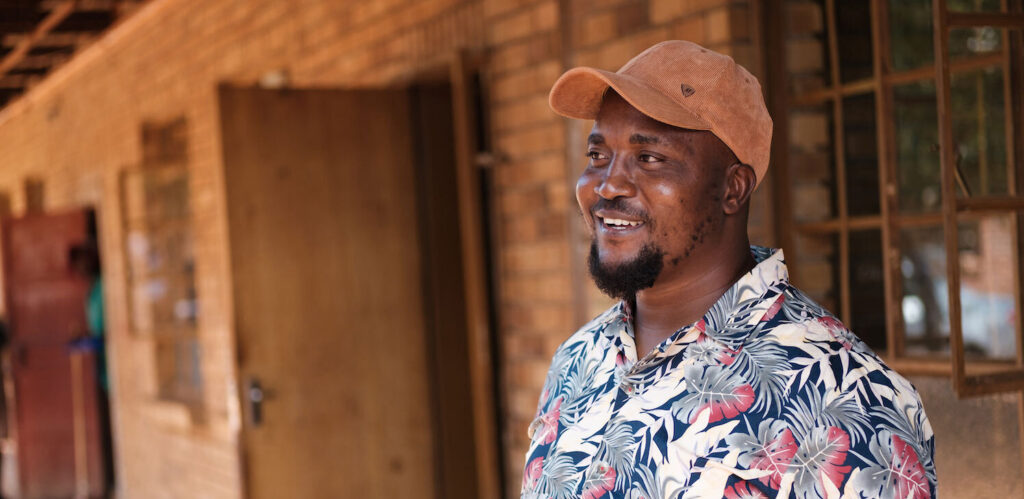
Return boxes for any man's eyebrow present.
[629,133,660,145]
[587,133,605,145]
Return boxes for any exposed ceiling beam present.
[41,0,138,10]
[0,1,78,77]
[2,32,94,48]
[0,73,41,90]
[13,52,70,70]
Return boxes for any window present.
[120,117,203,408]
[772,0,1024,395]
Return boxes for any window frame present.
[768,0,1024,395]
[933,0,1024,396]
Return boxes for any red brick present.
[492,94,560,132]
[493,155,567,187]
[649,0,687,22]
[574,27,670,69]
[494,121,566,158]
[786,1,824,35]
[500,271,574,303]
[501,212,570,243]
[501,240,571,273]
[578,11,618,47]
[705,6,731,44]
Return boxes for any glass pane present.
[850,230,887,349]
[900,217,1022,360]
[951,64,1009,197]
[789,104,837,222]
[957,212,1019,360]
[900,225,950,355]
[889,0,934,72]
[836,0,874,82]
[786,0,832,95]
[947,0,1004,12]
[950,27,1004,59]
[794,232,840,314]
[843,93,880,216]
[893,79,941,214]
[907,376,1022,498]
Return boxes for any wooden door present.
[219,87,439,498]
[2,209,105,497]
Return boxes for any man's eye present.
[586,151,607,161]
[638,154,662,163]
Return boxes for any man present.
[522,41,936,498]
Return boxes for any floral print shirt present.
[522,247,936,499]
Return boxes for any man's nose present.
[595,157,636,199]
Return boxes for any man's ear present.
[722,163,756,215]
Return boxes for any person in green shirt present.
[70,243,106,390]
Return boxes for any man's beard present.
[587,240,664,301]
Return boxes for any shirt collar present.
[603,246,789,354]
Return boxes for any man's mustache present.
[589,198,650,222]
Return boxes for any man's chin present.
[593,241,646,266]
[587,240,665,300]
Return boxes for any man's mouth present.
[597,215,645,232]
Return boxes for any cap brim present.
[548,67,710,131]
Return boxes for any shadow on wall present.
[908,376,1022,497]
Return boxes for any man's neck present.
[631,240,755,357]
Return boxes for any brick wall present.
[0,0,771,496]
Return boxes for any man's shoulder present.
[759,284,926,408]
[760,284,865,348]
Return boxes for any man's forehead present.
[587,132,663,145]
[590,92,704,143]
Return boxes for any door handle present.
[247,378,265,427]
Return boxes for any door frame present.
[224,49,503,498]
[442,49,503,499]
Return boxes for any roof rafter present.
[2,32,94,48]
[40,0,137,10]
[0,73,41,90]
[0,0,78,77]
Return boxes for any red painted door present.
[2,209,105,497]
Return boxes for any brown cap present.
[549,40,773,186]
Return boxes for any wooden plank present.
[795,213,946,234]
[1012,0,1024,478]
[956,195,1024,211]
[960,369,1024,396]
[40,0,136,10]
[11,53,70,70]
[887,51,1005,85]
[999,15,1024,367]
[797,215,883,233]
[792,78,876,107]
[887,355,1016,376]
[0,1,78,77]
[932,0,966,394]
[948,12,1024,28]
[0,74,36,90]
[871,0,906,359]
[449,50,502,499]
[765,0,796,282]
[825,0,853,325]
[1,32,92,48]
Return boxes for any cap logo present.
[680,83,696,97]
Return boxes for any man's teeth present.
[603,218,642,227]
